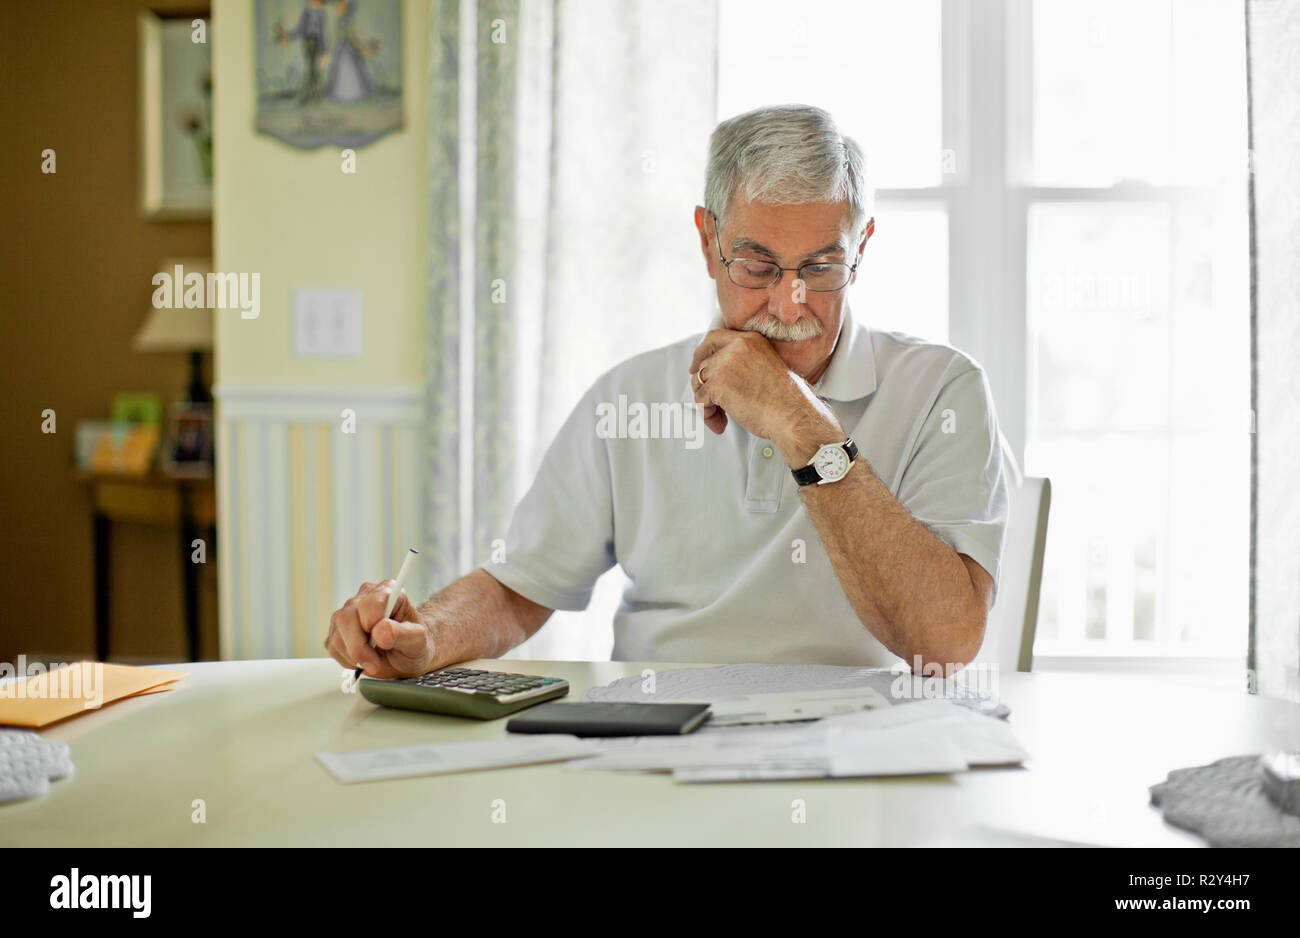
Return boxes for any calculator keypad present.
[405,668,564,698]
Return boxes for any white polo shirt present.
[487,311,1010,666]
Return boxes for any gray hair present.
[704,104,872,236]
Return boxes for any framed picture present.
[76,421,161,476]
[254,0,404,149]
[139,11,213,218]
[162,403,214,477]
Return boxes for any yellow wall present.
[210,0,430,658]
[212,0,427,389]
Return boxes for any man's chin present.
[774,347,808,372]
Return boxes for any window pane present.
[852,206,948,343]
[1028,204,1171,432]
[1030,0,1247,186]
[1025,202,1248,656]
[718,0,942,188]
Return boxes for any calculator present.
[357,667,570,720]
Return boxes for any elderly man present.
[326,104,1009,679]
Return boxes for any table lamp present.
[133,257,215,403]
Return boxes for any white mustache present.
[742,314,824,342]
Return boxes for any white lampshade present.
[133,257,215,352]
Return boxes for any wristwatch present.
[792,438,859,486]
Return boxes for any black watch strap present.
[792,438,858,486]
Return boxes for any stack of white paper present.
[568,698,1027,783]
[822,699,1029,777]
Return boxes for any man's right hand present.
[324,580,437,679]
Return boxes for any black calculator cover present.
[505,701,711,737]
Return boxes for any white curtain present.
[424,0,718,659]
[1246,0,1300,701]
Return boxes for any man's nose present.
[766,270,805,323]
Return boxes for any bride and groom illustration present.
[276,0,381,105]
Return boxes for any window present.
[717,0,1250,663]
[1022,0,1249,659]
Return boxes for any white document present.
[584,663,1006,717]
[666,720,971,783]
[569,724,830,774]
[578,699,1029,783]
[704,687,890,726]
[824,699,1030,769]
[317,735,599,783]
[827,725,970,776]
[585,663,894,702]
[673,765,828,783]
[664,725,972,783]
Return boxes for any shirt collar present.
[683,309,878,403]
[811,308,878,402]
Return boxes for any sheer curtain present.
[423,0,718,659]
[1246,0,1300,702]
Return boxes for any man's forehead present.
[723,199,854,257]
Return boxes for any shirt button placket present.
[744,436,783,513]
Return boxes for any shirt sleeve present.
[894,366,1010,602]
[483,384,616,611]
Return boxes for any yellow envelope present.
[0,662,186,727]
[122,682,179,698]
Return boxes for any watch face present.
[814,443,850,481]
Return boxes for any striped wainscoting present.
[214,386,425,660]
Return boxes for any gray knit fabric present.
[1150,755,1300,847]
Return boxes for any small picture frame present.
[162,403,214,477]
[139,11,213,218]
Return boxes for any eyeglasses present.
[710,211,871,292]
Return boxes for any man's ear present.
[858,217,874,258]
[694,206,718,281]
[849,217,873,285]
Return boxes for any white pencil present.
[352,548,419,685]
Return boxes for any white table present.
[4,658,1296,847]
